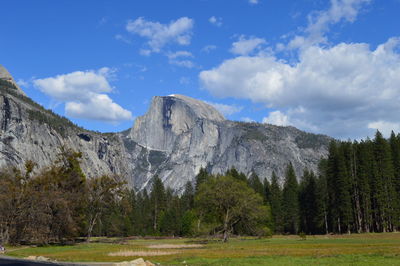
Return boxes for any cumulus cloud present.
[126,17,194,54]
[209,16,222,27]
[249,0,259,5]
[205,101,243,116]
[198,0,395,139]
[230,36,266,55]
[262,111,290,126]
[66,94,132,122]
[34,68,133,123]
[200,37,400,139]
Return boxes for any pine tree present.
[316,160,329,234]
[327,141,353,233]
[263,178,271,205]
[337,144,353,233]
[374,131,398,231]
[299,169,318,234]
[269,171,283,233]
[248,172,264,198]
[181,181,195,212]
[226,168,247,182]
[282,163,299,234]
[150,176,166,234]
[355,140,373,232]
[389,132,400,228]
[195,167,210,193]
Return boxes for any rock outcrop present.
[0,65,332,191]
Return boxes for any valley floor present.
[3,233,400,265]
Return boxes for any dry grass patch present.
[147,244,204,249]
[108,250,180,257]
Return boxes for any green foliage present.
[282,163,299,234]
[195,175,269,242]
[226,168,247,183]
[248,172,264,198]
[2,127,400,245]
[269,171,283,234]
[295,132,330,149]
[299,169,319,234]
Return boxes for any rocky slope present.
[0,65,331,191]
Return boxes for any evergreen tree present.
[263,178,271,205]
[269,171,283,233]
[316,160,329,234]
[181,181,195,211]
[373,131,398,231]
[282,163,299,234]
[299,169,318,234]
[248,172,264,198]
[226,168,247,183]
[355,140,373,232]
[195,167,210,193]
[150,176,166,233]
[327,141,353,233]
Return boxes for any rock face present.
[0,65,25,95]
[0,65,332,191]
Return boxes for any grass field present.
[4,233,400,265]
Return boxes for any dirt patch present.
[147,244,204,249]
[108,250,180,257]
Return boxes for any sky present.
[1,0,400,139]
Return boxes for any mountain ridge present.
[0,65,332,191]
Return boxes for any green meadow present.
[4,233,400,265]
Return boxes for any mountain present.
[0,65,331,191]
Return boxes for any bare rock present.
[0,66,331,192]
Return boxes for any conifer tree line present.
[267,131,400,235]
[1,130,399,245]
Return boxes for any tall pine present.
[282,163,299,234]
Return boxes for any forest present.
[0,130,399,245]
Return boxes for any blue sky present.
[1,0,400,139]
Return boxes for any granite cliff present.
[0,65,331,191]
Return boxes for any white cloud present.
[126,17,194,54]
[205,101,243,116]
[66,94,133,122]
[289,0,370,49]
[202,45,217,53]
[249,0,259,5]
[167,50,193,59]
[200,37,400,139]
[34,68,133,123]
[209,16,222,27]
[17,79,29,87]
[368,121,400,138]
[167,50,195,68]
[230,35,266,55]
[34,69,113,101]
[262,111,290,126]
[169,60,195,68]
